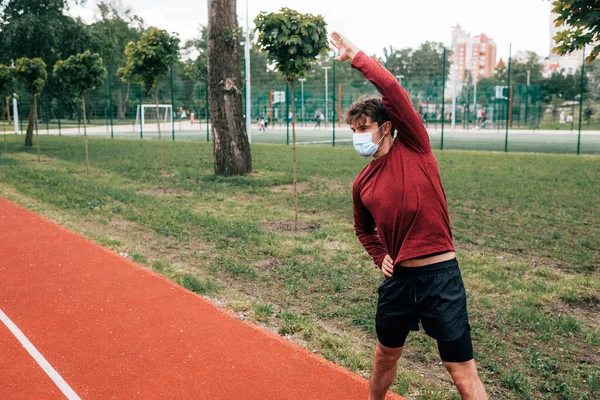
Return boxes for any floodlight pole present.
[323,67,330,128]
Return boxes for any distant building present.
[451,24,497,83]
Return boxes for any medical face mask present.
[353,124,386,157]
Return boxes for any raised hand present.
[330,31,360,63]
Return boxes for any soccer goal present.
[134,104,173,131]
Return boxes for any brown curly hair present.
[345,95,396,137]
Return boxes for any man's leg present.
[443,360,487,400]
[368,341,403,400]
[438,329,487,400]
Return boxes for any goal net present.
[134,104,173,131]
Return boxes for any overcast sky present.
[70,0,554,60]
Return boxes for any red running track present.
[0,197,403,399]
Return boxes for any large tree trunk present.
[156,87,166,193]
[25,94,35,147]
[82,95,90,175]
[207,0,252,176]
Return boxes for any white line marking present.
[0,308,81,400]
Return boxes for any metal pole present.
[505,44,512,153]
[12,94,19,134]
[44,98,49,134]
[286,83,289,145]
[473,78,477,127]
[451,55,457,130]
[333,58,336,147]
[139,84,143,139]
[104,77,109,134]
[577,48,585,155]
[108,68,114,138]
[177,82,181,131]
[299,78,306,128]
[131,84,135,132]
[525,70,530,129]
[58,104,61,135]
[323,67,330,128]
[245,0,251,143]
[441,48,446,150]
[170,67,175,140]
[206,79,209,142]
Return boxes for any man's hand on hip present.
[381,255,394,278]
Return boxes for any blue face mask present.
[353,124,386,157]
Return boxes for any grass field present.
[0,136,598,399]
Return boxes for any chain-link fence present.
[2,47,599,155]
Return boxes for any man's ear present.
[383,121,392,135]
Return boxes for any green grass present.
[0,135,598,399]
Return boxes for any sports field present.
[3,120,600,155]
[0,135,598,399]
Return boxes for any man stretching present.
[330,32,487,400]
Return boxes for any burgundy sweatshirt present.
[351,51,455,268]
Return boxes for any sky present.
[69,0,554,61]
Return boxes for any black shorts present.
[375,258,473,360]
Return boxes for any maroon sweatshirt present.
[351,51,455,268]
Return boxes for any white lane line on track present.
[0,308,81,400]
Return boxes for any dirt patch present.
[556,299,600,326]
[136,188,190,196]
[269,182,310,193]
[254,259,282,270]
[262,221,321,233]
[71,171,109,176]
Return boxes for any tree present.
[409,42,451,99]
[1,0,95,114]
[14,58,47,149]
[89,1,144,119]
[0,64,16,151]
[255,8,328,225]
[586,59,600,101]
[207,0,252,176]
[552,0,600,62]
[183,26,208,82]
[119,27,179,193]
[54,51,106,174]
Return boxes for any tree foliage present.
[552,0,600,62]
[0,0,92,67]
[15,57,47,147]
[183,26,208,81]
[254,8,328,83]
[54,51,106,97]
[118,27,180,90]
[89,1,145,70]
[0,64,16,98]
[15,57,47,95]
[254,8,328,225]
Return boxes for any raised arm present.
[330,32,431,153]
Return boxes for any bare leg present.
[444,360,487,400]
[369,341,403,400]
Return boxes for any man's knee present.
[444,360,481,394]
[375,341,403,363]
